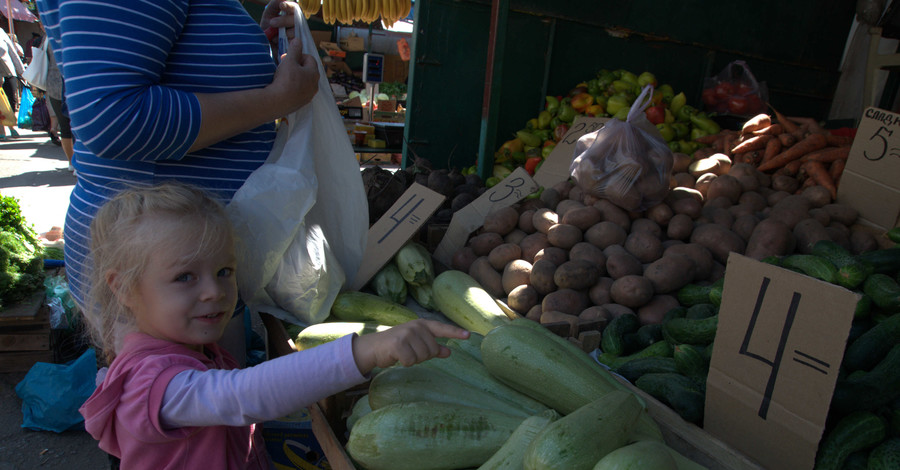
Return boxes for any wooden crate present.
[261,313,764,470]
[0,292,53,373]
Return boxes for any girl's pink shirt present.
[79,333,270,469]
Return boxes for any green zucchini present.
[592,440,678,470]
[635,373,706,425]
[522,391,643,470]
[445,331,484,362]
[811,240,873,289]
[346,394,372,432]
[781,254,839,284]
[601,313,640,356]
[371,262,408,304]
[330,290,418,325]
[868,438,900,470]
[814,411,887,470]
[841,313,900,372]
[394,241,435,286]
[863,273,900,313]
[613,356,679,383]
[408,282,435,310]
[346,401,525,470]
[477,409,560,470]
[662,315,719,346]
[432,269,511,335]
[291,321,391,351]
[368,365,534,417]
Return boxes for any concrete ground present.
[0,127,110,469]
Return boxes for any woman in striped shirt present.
[36,0,319,335]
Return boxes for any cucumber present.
[597,339,674,370]
[634,323,663,348]
[663,306,687,323]
[887,227,900,244]
[811,240,873,289]
[856,247,900,275]
[673,343,710,380]
[853,293,872,320]
[842,313,900,372]
[832,343,900,415]
[685,303,717,320]
[601,313,641,356]
[676,284,714,307]
[868,438,900,470]
[840,451,869,470]
[708,278,724,307]
[781,254,839,284]
[814,411,887,470]
[613,356,679,383]
[863,273,900,313]
[662,314,719,346]
[635,372,706,425]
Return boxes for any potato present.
[689,153,731,177]
[637,295,680,326]
[579,306,611,327]
[551,180,573,200]
[507,284,539,314]
[585,221,627,249]
[793,218,831,254]
[554,260,601,290]
[468,256,504,298]
[766,190,791,208]
[826,225,851,250]
[547,223,583,249]
[602,303,636,319]
[699,206,734,231]
[529,258,558,295]
[556,199,586,219]
[539,311,579,337]
[488,243,523,271]
[518,209,537,233]
[519,198,547,212]
[502,259,533,295]
[532,208,559,234]
[483,206,520,236]
[539,188,562,211]
[690,223,747,264]
[504,229,527,246]
[800,185,832,208]
[593,199,631,231]
[469,232,504,256]
[823,203,859,226]
[561,205,602,231]
[705,174,743,205]
[624,230,663,263]
[768,195,812,230]
[542,288,589,316]
[588,277,614,306]
[630,218,663,238]
[533,246,568,266]
[850,228,879,254]
[568,185,585,205]
[672,152,693,173]
[610,275,655,309]
[672,172,696,189]
[669,195,703,219]
[744,218,795,260]
[646,203,674,227]
[643,254,696,294]
[569,242,606,271]
[519,232,550,263]
[606,251,643,279]
[704,196,732,210]
[526,304,542,322]
[693,173,717,199]
[731,214,759,242]
[737,191,767,213]
[808,208,831,227]
[451,246,477,272]
[664,243,714,281]
[666,213,694,241]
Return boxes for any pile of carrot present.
[693,109,853,199]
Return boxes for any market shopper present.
[44,44,71,161]
[0,28,23,140]
[79,182,469,469]
[36,0,320,353]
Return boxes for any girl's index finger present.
[425,320,470,341]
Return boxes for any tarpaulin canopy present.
[1,0,37,23]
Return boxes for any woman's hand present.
[261,0,296,38]
[269,36,320,113]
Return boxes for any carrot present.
[802,160,837,199]
[770,106,800,134]
[751,123,784,136]
[731,134,773,154]
[722,134,736,158]
[778,132,797,147]
[830,158,846,184]
[783,158,804,176]
[761,136,783,166]
[694,134,722,145]
[805,146,850,163]
[741,113,772,135]
[825,134,853,147]
[756,133,828,172]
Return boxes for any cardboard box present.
[318,42,346,58]
[311,30,332,49]
[262,409,330,470]
[382,54,409,83]
[339,34,365,52]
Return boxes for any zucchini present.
[368,365,534,417]
[481,323,624,415]
[841,313,900,372]
[868,438,900,470]
[346,394,372,432]
[601,313,640,356]
[432,270,511,335]
[330,291,418,325]
[371,262,408,304]
[477,409,560,470]
[781,254,839,284]
[613,356,679,383]
[863,273,900,313]
[856,247,900,275]
[522,391,643,470]
[635,373,706,425]
[291,321,391,351]
[814,411,887,470]
[592,440,678,470]
[346,401,525,470]
[445,331,484,362]
[811,240,873,289]
[394,241,435,286]
[408,282,435,310]
[597,339,674,370]
[662,314,719,346]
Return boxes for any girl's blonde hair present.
[85,182,235,361]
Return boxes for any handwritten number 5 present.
[865,126,891,161]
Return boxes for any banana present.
[400,0,410,19]
[323,0,333,24]
[308,0,320,17]
[383,0,395,27]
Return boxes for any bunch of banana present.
[318,0,411,26]
[297,0,321,19]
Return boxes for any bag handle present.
[626,84,654,123]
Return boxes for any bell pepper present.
[605,94,630,116]
[553,123,570,142]
[658,84,675,102]
[656,123,675,142]
[676,104,697,122]
[516,129,542,148]
[545,96,559,115]
[524,156,543,176]
[669,92,687,115]
[645,104,666,125]
[690,127,709,141]
[671,122,690,139]
[689,113,721,135]
[637,71,657,88]
[586,103,604,116]
[570,92,594,113]
[677,140,700,154]
[526,118,539,130]
[524,186,544,199]
[618,70,638,84]
[664,108,675,124]
[512,151,528,164]
[611,79,634,94]
[557,103,577,123]
[485,176,501,188]
[532,129,553,142]
[542,143,556,158]
[612,108,630,121]
[668,141,681,153]
[537,110,552,129]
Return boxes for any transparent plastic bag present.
[569,85,674,212]
[701,60,768,116]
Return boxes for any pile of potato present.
[450,157,882,344]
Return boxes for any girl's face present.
[121,217,238,352]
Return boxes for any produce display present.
[0,194,45,309]
[298,0,411,27]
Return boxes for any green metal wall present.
[403,0,857,173]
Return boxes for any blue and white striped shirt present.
[37,0,278,308]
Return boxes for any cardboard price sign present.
[533,116,609,188]
[351,183,445,291]
[433,167,539,267]
[836,107,900,230]
[705,254,860,470]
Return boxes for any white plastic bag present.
[227,3,368,326]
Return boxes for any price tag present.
[836,107,900,230]
[533,116,609,188]
[351,183,445,291]
[705,254,859,470]
[433,167,539,267]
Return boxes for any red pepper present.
[524,156,543,175]
[645,104,666,125]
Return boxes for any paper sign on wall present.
[351,183,445,291]
[705,254,859,470]
[836,107,900,230]
[433,167,539,267]
[533,116,609,188]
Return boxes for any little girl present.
[78,182,469,469]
